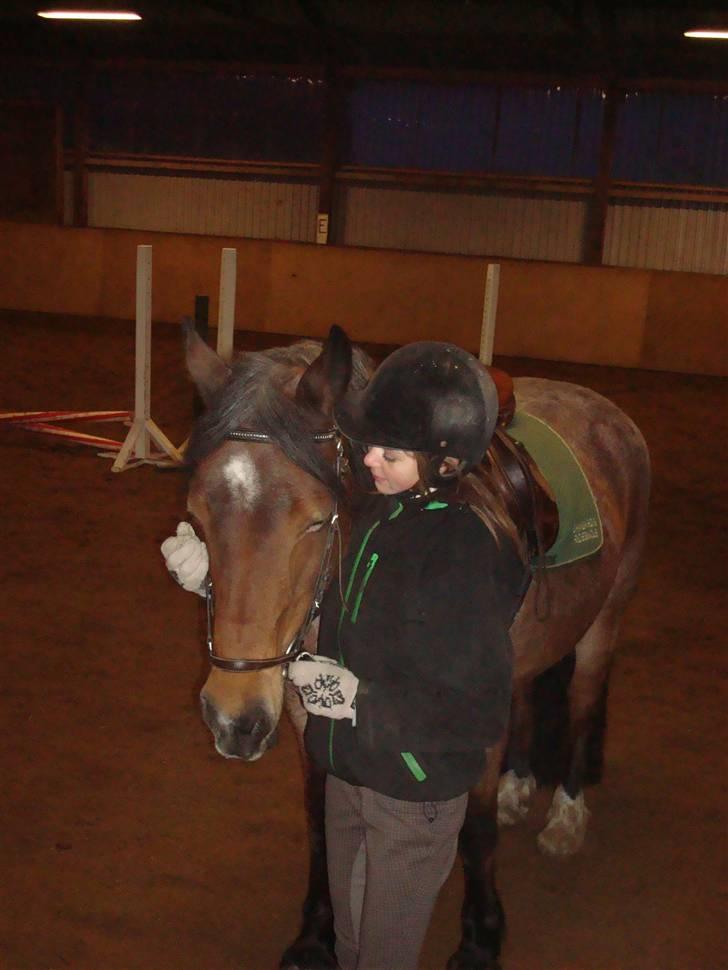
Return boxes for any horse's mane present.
[186,339,372,495]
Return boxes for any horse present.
[182,323,650,970]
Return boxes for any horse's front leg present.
[448,737,507,970]
[280,639,337,970]
[280,758,337,970]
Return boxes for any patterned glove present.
[287,654,359,722]
[160,522,209,597]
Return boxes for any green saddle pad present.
[506,410,603,568]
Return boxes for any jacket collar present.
[383,488,455,518]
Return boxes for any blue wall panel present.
[614,92,728,186]
[346,80,603,178]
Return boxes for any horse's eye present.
[305,519,327,534]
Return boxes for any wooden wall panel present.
[0,222,725,375]
[495,261,648,366]
[264,244,484,348]
[0,223,103,315]
[642,272,728,375]
[95,232,273,330]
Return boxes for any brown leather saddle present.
[486,368,560,561]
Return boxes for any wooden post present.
[53,104,64,226]
[479,263,501,366]
[584,86,619,266]
[72,62,90,228]
[217,247,237,362]
[112,245,183,472]
[135,243,152,441]
[316,68,342,245]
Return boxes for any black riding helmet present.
[334,341,499,474]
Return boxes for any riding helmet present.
[334,341,499,470]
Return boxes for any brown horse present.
[183,324,650,970]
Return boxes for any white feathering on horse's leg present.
[497,769,537,825]
[537,785,591,856]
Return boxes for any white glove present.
[287,654,359,722]
[161,522,209,596]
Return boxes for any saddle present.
[486,368,560,561]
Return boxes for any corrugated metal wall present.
[604,201,728,275]
[333,184,586,262]
[64,175,727,274]
[85,172,318,242]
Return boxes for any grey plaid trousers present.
[325,775,468,970]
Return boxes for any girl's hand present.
[161,522,208,596]
[287,654,359,721]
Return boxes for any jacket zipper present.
[351,553,378,624]
[329,518,381,772]
[336,519,381,641]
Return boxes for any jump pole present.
[217,247,237,362]
[111,245,183,472]
[479,262,501,366]
[0,409,131,451]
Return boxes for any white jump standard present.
[112,245,183,472]
[479,262,500,367]
[217,247,237,363]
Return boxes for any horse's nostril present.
[199,693,217,730]
[200,695,274,760]
[232,707,271,747]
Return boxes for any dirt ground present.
[0,309,725,970]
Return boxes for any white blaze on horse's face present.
[222,453,261,509]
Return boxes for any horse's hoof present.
[497,770,536,825]
[447,947,502,970]
[280,940,338,970]
[537,785,590,856]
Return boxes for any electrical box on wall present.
[316,212,329,244]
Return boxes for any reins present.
[205,428,344,673]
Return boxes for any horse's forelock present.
[186,340,372,493]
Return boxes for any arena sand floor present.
[0,310,724,970]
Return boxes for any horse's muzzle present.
[200,694,278,761]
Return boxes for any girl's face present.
[363,446,420,495]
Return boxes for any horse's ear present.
[182,317,232,405]
[296,325,353,416]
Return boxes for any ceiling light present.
[37,10,141,21]
[684,27,728,39]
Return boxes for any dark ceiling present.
[1,1,727,82]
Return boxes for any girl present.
[286,341,527,970]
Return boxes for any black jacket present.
[304,491,528,801]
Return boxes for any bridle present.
[205,428,344,673]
